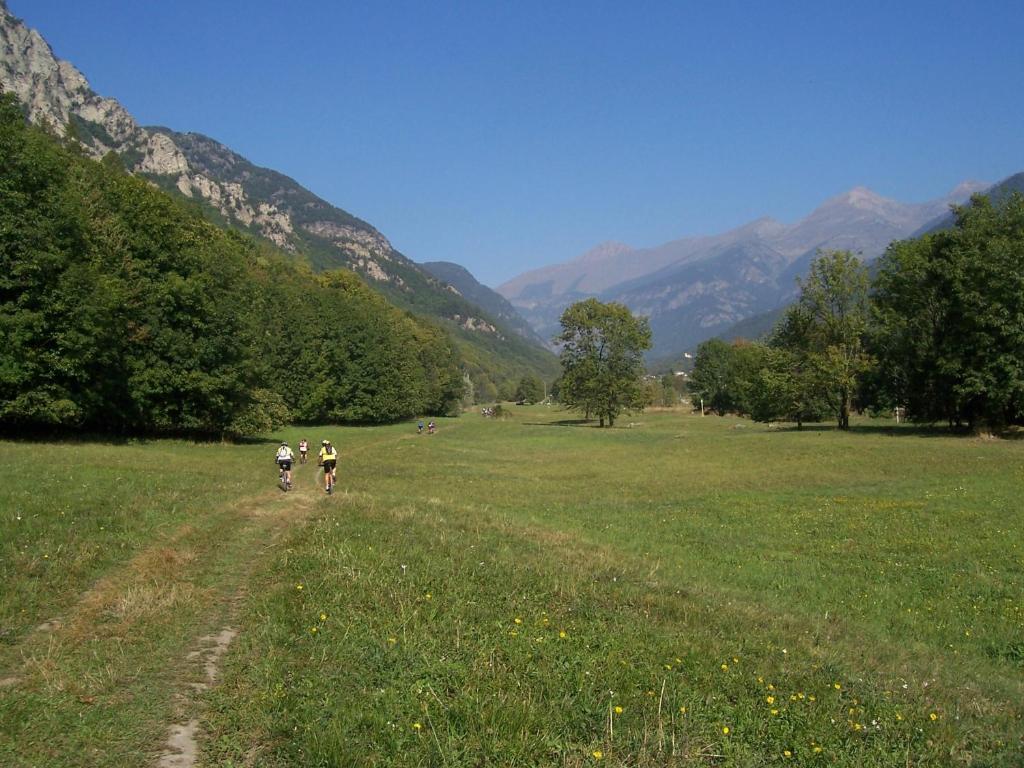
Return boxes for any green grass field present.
[1,408,1022,766]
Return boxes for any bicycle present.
[277,460,293,492]
[276,462,292,493]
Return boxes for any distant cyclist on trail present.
[318,439,338,494]
[298,438,309,464]
[275,442,295,490]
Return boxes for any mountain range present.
[498,182,989,361]
[0,3,556,393]
[2,3,1012,376]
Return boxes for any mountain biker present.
[317,439,338,494]
[275,442,295,490]
[298,438,309,464]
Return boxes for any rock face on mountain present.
[0,3,560,371]
[420,262,548,347]
[499,183,986,360]
[0,6,397,276]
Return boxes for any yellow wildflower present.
[784,750,792,758]
[929,712,938,721]
[720,663,729,671]
[319,613,327,621]
[722,726,730,735]
[559,630,567,639]
[614,706,623,714]
[592,750,603,760]
[766,696,775,704]
[412,722,422,730]
[514,617,522,624]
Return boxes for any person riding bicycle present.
[317,439,338,494]
[275,442,295,490]
[298,438,309,464]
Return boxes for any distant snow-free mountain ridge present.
[498,183,989,360]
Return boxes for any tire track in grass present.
[0,468,325,768]
[155,475,322,768]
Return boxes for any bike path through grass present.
[0,436,327,767]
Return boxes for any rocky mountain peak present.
[574,240,634,264]
[840,185,886,207]
[0,8,415,294]
[948,180,988,200]
[816,186,898,217]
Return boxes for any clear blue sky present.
[11,0,1024,286]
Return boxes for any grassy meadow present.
[1,407,1022,766]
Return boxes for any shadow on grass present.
[771,422,1011,439]
[522,419,600,428]
[0,427,280,446]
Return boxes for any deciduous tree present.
[557,299,652,427]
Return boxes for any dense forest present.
[689,195,1024,431]
[0,92,465,437]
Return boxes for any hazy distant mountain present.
[500,183,987,360]
[420,261,548,347]
[913,173,1024,236]
[0,4,558,386]
[715,306,790,346]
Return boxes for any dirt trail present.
[0,468,322,767]
[154,483,319,768]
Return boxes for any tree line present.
[0,91,464,437]
[689,194,1024,431]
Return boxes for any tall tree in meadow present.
[872,194,1024,430]
[689,338,734,414]
[753,306,833,427]
[689,338,770,416]
[514,374,544,404]
[778,250,872,429]
[557,299,652,427]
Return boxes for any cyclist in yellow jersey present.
[317,440,338,494]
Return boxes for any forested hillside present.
[0,92,464,436]
[0,4,558,401]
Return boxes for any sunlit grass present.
[201,408,1024,766]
